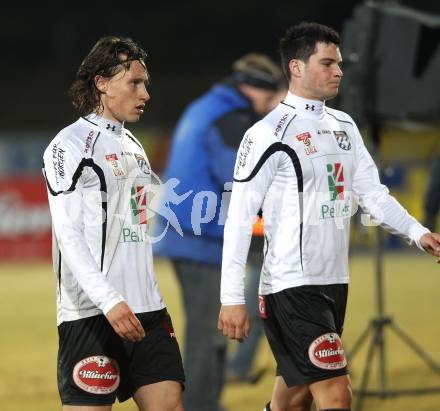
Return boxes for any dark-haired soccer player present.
[218,22,440,411]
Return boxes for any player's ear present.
[289,59,303,78]
[94,75,108,93]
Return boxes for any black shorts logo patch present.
[258,295,268,319]
[308,333,347,370]
[72,355,120,394]
[162,315,176,338]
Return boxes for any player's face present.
[99,60,150,123]
[292,42,343,101]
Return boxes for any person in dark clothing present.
[154,53,284,411]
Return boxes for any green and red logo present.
[327,163,344,201]
[130,186,147,225]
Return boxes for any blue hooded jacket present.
[153,83,258,265]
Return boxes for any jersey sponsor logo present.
[121,225,148,242]
[130,186,147,225]
[72,356,120,394]
[120,186,148,243]
[134,153,151,175]
[236,135,254,174]
[308,333,347,370]
[51,144,66,184]
[317,129,331,135]
[333,131,352,151]
[258,295,268,319]
[105,154,125,177]
[320,163,351,221]
[296,132,317,155]
[274,113,289,136]
[327,162,344,201]
[320,200,351,220]
[84,131,94,154]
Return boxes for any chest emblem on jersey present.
[296,132,318,156]
[134,154,151,175]
[105,154,125,177]
[120,186,149,243]
[327,162,345,200]
[333,131,352,151]
[319,162,351,221]
[130,186,148,225]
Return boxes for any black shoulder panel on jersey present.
[327,111,353,125]
[213,109,260,149]
[125,132,143,150]
[43,158,108,271]
[234,142,304,271]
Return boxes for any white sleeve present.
[351,123,429,250]
[221,131,283,305]
[43,137,124,314]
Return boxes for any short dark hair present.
[279,22,340,80]
[69,36,147,116]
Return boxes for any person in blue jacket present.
[154,53,284,411]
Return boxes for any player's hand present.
[218,304,250,342]
[420,232,440,263]
[105,301,146,342]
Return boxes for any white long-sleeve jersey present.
[43,114,164,325]
[221,92,429,305]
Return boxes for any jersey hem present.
[260,276,350,295]
[57,303,166,325]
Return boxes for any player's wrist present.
[221,301,246,306]
[102,293,126,315]
[410,224,431,251]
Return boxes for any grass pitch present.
[1,252,439,411]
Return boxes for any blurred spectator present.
[226,89,288,385]
[154,53,284,411]
[424,146,440,231]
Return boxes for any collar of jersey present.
[282,91,325,120]
[85,113,124,137]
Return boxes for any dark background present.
[2,0,439,132]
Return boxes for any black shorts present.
[260,284,348,387]
[58,308,185,405]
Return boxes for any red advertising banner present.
[0,176,51,260]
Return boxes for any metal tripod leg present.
[347,322,373,361]
[350,316,440,411]
[389,321,440,374]
[354,322,380,411]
